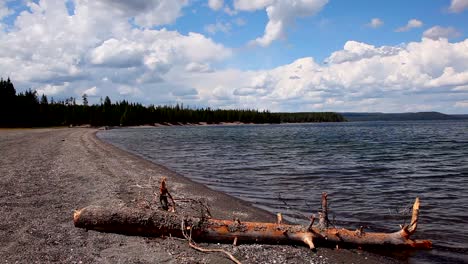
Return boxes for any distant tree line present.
[278,112,345,123]
[0,78,345,127]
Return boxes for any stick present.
[182,220,242,264]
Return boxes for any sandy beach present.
[0,128,398,263]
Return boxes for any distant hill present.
[340,112,468,122]
[451,114,468,119]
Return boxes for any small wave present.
[98,120,468,263]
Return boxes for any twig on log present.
[318,192,330,229]
[159,177,176,212]
[401,197,420,238]
[181,219,242,264]
[276,213,283,224]
[307,215,316,231]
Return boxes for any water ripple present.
[99,121,468,263]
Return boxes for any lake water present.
[98,121,468,263]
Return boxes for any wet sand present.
[0,128,399,263]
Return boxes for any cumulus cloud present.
[423,26,461,40]
[325,41,402,64]
[90,38,144,67]
[208,0,224,11]
[322,38,468,92]
[448,0,468,13]
[234,0,328,46]
[36,83,70,96]
[173,38,468,112]
[139,35,468,112]
[234,0,274,11]
[96,0,189,28]
[395,19,423,32]
[0,0,231,104]
[427,67,468,88]
[366,18,383,28]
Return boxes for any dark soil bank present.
[0,128,399,263]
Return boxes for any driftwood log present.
[73,194,431,250]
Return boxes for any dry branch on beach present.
[73,193,431,252]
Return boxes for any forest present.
[0,78,345,127]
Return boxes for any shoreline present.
[93,128,277,222]
[0,128,399,263]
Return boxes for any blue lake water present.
[98,121,468,263]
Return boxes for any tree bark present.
[74,197,431,250]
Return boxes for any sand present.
[0,128,399,263]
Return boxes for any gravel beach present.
[0,128,399,263]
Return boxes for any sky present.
[1,0,468,113]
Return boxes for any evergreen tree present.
[0,78,17,126]
[40,94,48,105]
[82,93,88,106]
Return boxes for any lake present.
[98,121,468,263]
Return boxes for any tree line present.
[0,78,345,127]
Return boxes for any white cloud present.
[118,85,142,96]
[90,38,144,67]
[453,85,468,91]
[0,0,231,104]
[90,30,232,71]
[366,18,383,28]
[96,0,189,28]
[455,100,468,108]
[37,83,70,96]
[83,86,99,96]
[325,41,402,64]
[427,67,468,88]
[208,0,224,11]
[204,21,231,34]
[177,32,232,61]
[395,19,423,32]
[185,62,213,73]
[173,38,468,112]
[223,6,238,15]
[423,26,461,40]
[449,0,468,13]
[234,0,274,11]
[235,0,328,47]
[0,1,13,20]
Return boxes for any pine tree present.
[0,78,18,126]
[82,93,88,106]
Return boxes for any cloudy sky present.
[1,0,468,113]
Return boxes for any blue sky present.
[168,0,467,68]
[1,0,468,113]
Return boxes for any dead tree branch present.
[74,196,431,251]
